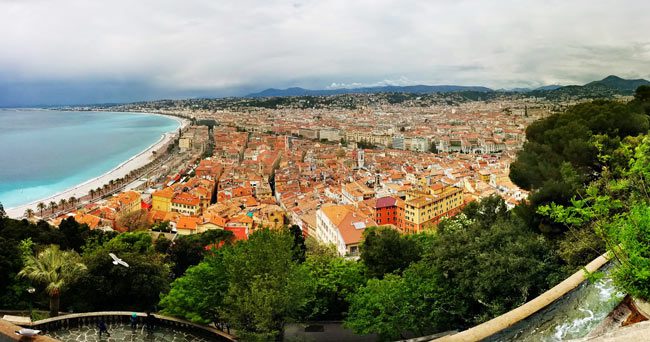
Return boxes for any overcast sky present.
[1,0,649,106]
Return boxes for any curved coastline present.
[5,111,188,219]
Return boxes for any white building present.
[392,135,405,150]
[316,204,378,257]
[409,137,430,152]
[357,149,365,169]
[319,128,341,142]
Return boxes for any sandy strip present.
[5,113,189,219]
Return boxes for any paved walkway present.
[579,320,650,341]
[46,323,211,342]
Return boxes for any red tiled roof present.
[225,226,248,241]
[141,200,152,210]
[375,196,396,209]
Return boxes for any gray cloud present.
[1,0,650,105]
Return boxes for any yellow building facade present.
[152,188,174,212]
[398,185,463,233]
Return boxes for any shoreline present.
[5,111,189,219]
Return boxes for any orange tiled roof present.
[74,213,101,229]
[320,204,355,226]
[115,191,140,205]
[177,216,201,230]
[230,214,253,224]
[172,192,200,206]
[191,187,211,199]
[321,204,378,245]
[148,209,168,223]
[153,187,175,199]
[202,214,228,227]
[164,211,182,222]
[243,196,258,207]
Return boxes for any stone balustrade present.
[9,311,235,341]
[0,318,57,342]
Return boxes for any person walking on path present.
[98,319,110,337]
[145,312,155,333]
[130,313,138,330]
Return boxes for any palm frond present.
[18,245,87,296]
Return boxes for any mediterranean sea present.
[0,109,180,209]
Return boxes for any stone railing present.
[0,318,57,342]
[431,252,611,342]
[27,311,235,341]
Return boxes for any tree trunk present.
[49,294,60,317]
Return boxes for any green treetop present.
[18,245,86,317]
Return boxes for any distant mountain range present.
[246,75,649,98]
[586,75,650,91]
[530,75,650,99]
[246,85,493,98]
[533,85,564,91]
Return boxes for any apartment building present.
[316,204,378,257]
[397,185,463,233]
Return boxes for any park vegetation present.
[538,102,650,301]
[157,196,567,340]
[0,199,562,340]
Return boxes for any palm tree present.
[37,202,46,217]
[49,201,57,214]
[96,187,102,197]
[18,245,87,317]
[59,198,67,211]
[24,208,34,219]
[68,196,77,209]
[89,189,96,199]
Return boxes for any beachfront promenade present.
[5,114,190,219]
[25,150,177,221]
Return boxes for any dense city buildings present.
[48,94,554,257]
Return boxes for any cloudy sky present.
[1,0,649,106]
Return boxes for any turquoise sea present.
[0,110,179,209]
